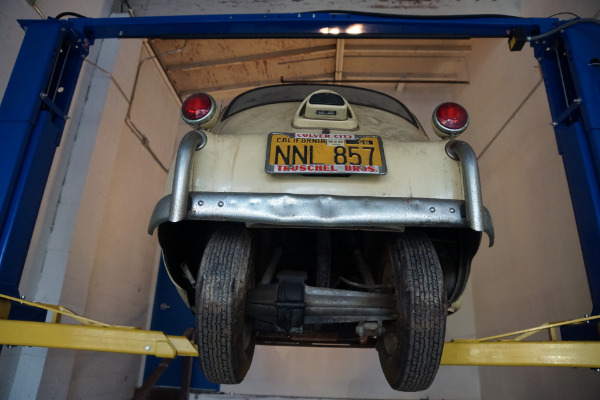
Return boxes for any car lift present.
[1,291,600,368]
[0,11,599,380]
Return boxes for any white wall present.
[453,29,600,400]
[0,1,182,399]
[1,2,112,398]
[450,1,600,398]
[55,39,184,399]
[32,37,181,400]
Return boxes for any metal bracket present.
[40,92,69,121]
[276,271,307,332]
[552,98,582,127]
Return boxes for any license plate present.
[265,132,387,175]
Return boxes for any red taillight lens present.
[435,102,469,130]
[182,93,213,121]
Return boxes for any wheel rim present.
[382,328,398,354]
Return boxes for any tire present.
[195,226,256,384]
[377,231,447,392]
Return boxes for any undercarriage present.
[159,223,480,344]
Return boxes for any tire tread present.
[378,231,447,392]
[196,227,254,384]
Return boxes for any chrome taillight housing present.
[432,102,470,138]
[181,92,219,129]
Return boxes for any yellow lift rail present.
[442,315,600,368]
[1,293,599,368]
[0,294,197,358]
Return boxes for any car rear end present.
[148,84,493,391]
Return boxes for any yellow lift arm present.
[0,294,197,358]
[442,315,600,368]
[1,293,599,367]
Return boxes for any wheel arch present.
[422,227,482,306]
[157,220,246,308]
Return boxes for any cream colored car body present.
[164,102,463,201]
[149,84,493,313]
[149,85,494,391]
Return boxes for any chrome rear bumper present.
[148,191,494,245]
[148,131,494,245]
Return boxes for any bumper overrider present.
[148,130,494,245]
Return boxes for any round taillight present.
[432,102,469,138]
[181,92,216,128]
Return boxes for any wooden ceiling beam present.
[334,38,345,82]
[343,43,471,57]
[178,74,334,99]
[166,45,336,72]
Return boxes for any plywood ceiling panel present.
[149,38,471,100]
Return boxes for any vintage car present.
[148,84,494,392]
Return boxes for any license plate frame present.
[265,132,387,175]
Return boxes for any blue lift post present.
[532,21,600,339]
[0,13,598,326]
[0,18,87,320]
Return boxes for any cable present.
[82,58,169,173]
[478,79,543,160]
[31,4,46,19]
[54,12,88,19]
[86,40,187,172]
[126,120,169,172]
[120,0,131,13]
[120,0,135,17]
[547,12,580,19]
[83,59,130,102]
[528,18,600,42]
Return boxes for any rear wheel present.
[377,231,447,392]
[195,226,256,384]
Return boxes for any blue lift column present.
[0,18,87,317]
[532,20,600,338]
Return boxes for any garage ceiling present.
[149,38,471,101]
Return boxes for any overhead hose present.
[54,12,89,19]
[529,18,600,42]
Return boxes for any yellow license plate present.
[265,132,387,175]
